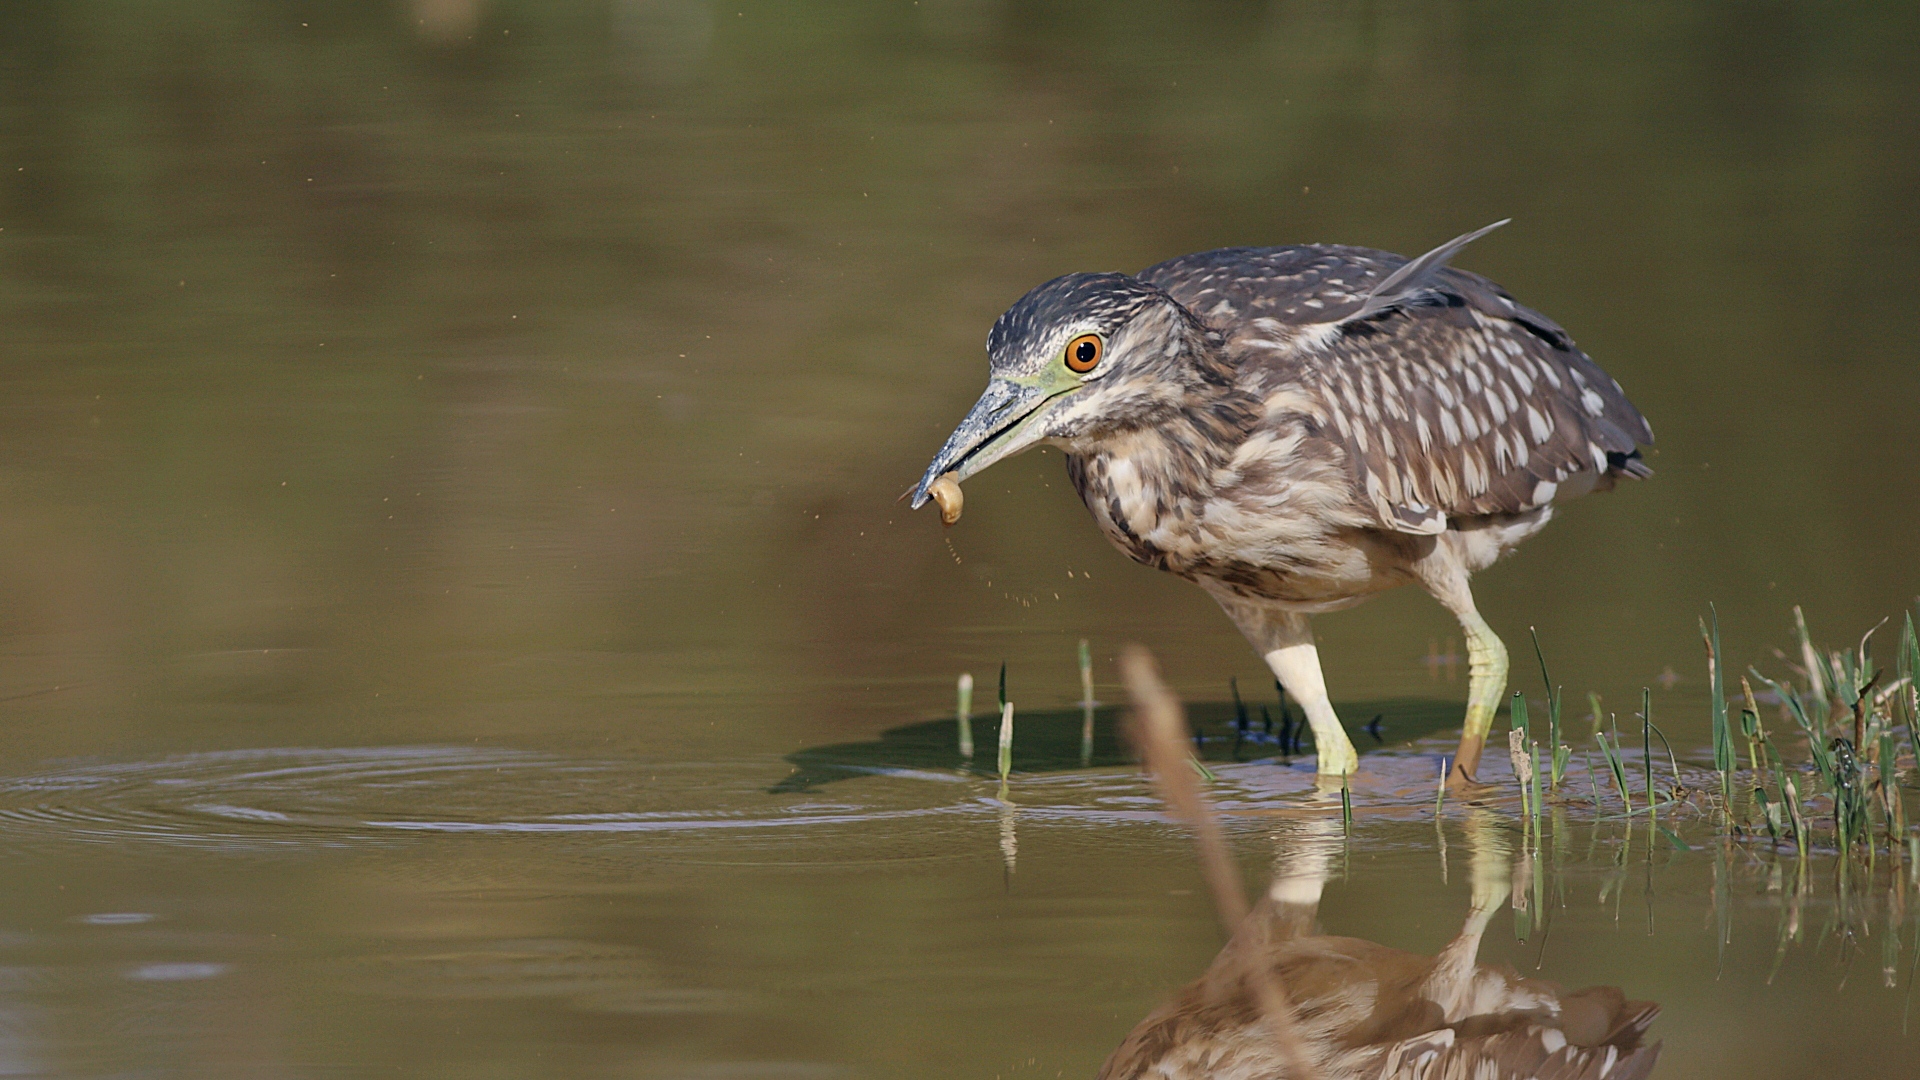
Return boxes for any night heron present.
[910,222,1652,788]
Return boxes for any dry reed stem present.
[1118,645,1320,1080]
[1119,647,1246,930]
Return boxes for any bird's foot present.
[1444,734,1499,796]
[1314,742,1360,777]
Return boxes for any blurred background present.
[0,2,1917,1077]
[2,1,1917,759]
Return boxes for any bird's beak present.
[909,375,1075,509]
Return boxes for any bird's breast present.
[1065,419,1404,603]
[1066,441,1199,571]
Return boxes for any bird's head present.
[909,272,1221,509]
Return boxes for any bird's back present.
[1138,243,1653,535]
[1143,244,1420,330]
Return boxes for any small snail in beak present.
[927,473,963,526]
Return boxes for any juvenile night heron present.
[910,222,1652,788]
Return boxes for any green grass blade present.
[1529,627,1565,791]
[1704,606,1732,802]
[1903,612,1919,768]
[1645,720,1683,792]
[1597,731,1632,815]
[1642,688,1655,826]
[1752,668,1834,784]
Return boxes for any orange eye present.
[1064,333,1103,373]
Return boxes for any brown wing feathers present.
[1306,303,1651,530]
[1143,230,1652,535]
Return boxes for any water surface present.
[1,2,1918,1076]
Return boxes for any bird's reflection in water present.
[1102,811,1660,1080]
[1109,649,1661,1080]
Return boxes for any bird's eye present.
[1064,334,1103,373]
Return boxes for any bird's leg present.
[1453,610,1509,789]
[1209,593,1359,775]
[1412,552,1508,791]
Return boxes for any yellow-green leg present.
[1449,610,1508,790]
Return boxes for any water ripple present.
[0,746,972,854]
[0,739,1665,859]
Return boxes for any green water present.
[1,2,1917,1076]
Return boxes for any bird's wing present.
[1143,243,1653,535]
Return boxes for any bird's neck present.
[1075,331,1251,477]
[1062,377,1261,568]
[1074,390,1259,488]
